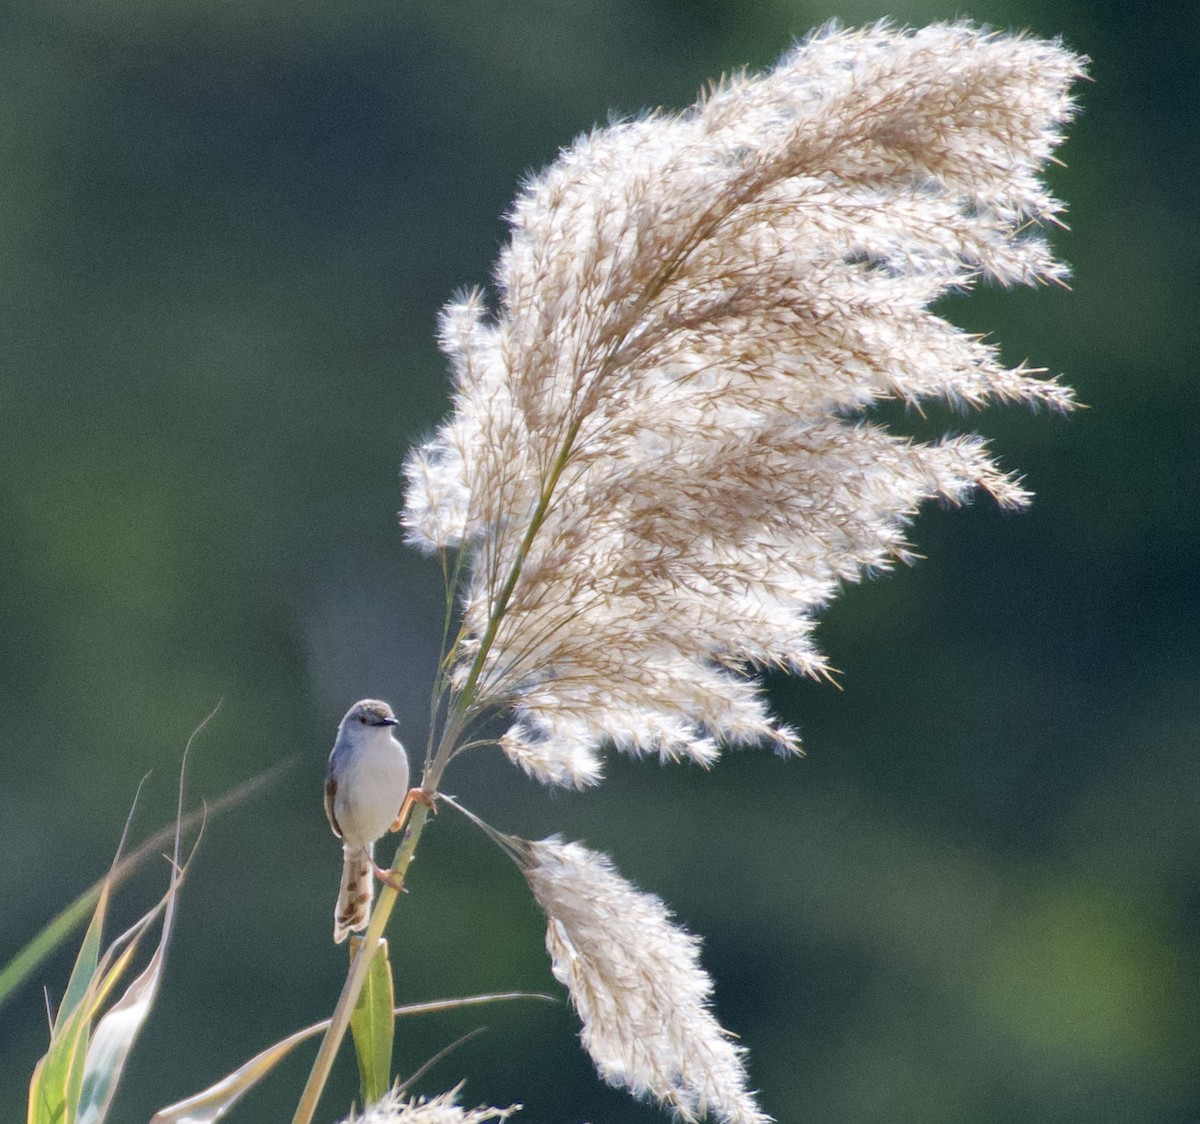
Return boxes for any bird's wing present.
[324,763,342,839]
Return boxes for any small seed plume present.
[521,836,769,1124]
[405,23,1085,787]
[339,1084,519,1124]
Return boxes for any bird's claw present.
[371,860,407,893]
[389,787,438,833]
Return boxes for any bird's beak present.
[372,717,399,726]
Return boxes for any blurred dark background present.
[1,0,1196,1121]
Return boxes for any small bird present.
[324,699,418,943]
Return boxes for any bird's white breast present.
[333,732,409,847]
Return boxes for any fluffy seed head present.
[338,1084,519,1124]
[522,836,771,1124]
[403,22,1086,785]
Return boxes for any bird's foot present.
[371,860,407,893]
[389,787,438,833]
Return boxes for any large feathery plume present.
[339,1085,519,1124]
[404,22,1085,789]
[519,836,770,1124]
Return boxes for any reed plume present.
[339,1086,518,1124]
[390,19,1086,1124]
[522,836,770,1124]
[404,22,1086,789]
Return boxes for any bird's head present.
[341,699,399,732]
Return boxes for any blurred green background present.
[1,0,1196,1121]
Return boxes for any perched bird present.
[324,699,414,943]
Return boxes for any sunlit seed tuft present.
[404,23,1085,788]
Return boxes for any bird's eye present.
[358,716,368,724]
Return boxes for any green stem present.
[444,225,711,726]
[450,412,584,724]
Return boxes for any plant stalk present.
[292,349,592,1124]
[290,799,434,1124]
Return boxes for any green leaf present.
[0,761,289,1012]
[348,938,395,1106]
[27,1055,47,1124]
[29,939,137,1124]
[28,879,116,1124]
[56,1008,94,1124]
[52,881,110,1034]
[28,737,203,1124]
[74,731,195,1124]
[76,865,184,1124]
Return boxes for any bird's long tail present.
[334,843,373,943]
